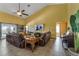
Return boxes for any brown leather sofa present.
[6,33,25,48]
[39,31,51,46]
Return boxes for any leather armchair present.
[62,32,74,48]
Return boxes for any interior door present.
[60,21,67,37]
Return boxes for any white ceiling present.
[0,3,48,18]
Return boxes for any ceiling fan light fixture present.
[12,3,29,17]
[17,11,22,16]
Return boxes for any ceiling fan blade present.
[21,10,25,12]
[22,13,29,16]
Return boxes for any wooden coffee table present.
[24,36,39,52]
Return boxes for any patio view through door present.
[1,23,17,39]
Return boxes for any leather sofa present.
[39,31,51,46]
[6,33,25,48]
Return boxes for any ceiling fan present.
[16,3,29,16]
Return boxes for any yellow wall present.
[0,12,25,25]
[25,4,68,38]
[67,3,79,16]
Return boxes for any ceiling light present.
[17,11,22,16]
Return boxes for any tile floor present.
[0,37,71,56]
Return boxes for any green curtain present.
[70,15,77,32]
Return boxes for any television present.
[35,24,44,31]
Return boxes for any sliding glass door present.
[1,23,17,39]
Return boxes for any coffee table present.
[24,36,39,52]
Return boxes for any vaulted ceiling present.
[0,3,48,19]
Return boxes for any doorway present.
[56,23,61,37]
[56,21,67,37]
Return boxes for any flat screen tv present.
[35,24,44,31]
